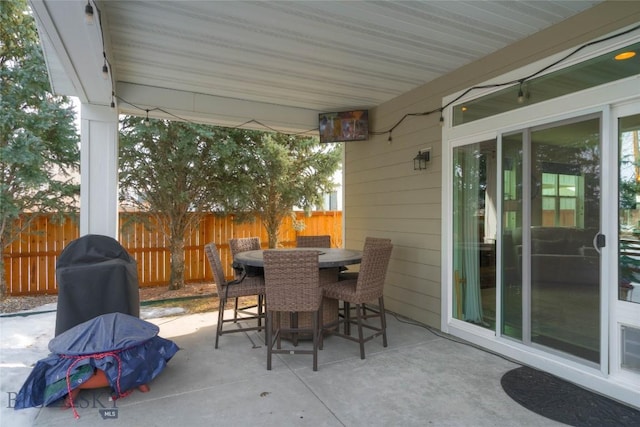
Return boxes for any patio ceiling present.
[30,0,602,134]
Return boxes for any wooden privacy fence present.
[3,211,342,296]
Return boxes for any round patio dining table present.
[233,247,362,269]
[233,248,363,336]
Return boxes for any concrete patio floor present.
[33,309,563,426]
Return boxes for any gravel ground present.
[0,295,59,314]
[0,282,218,314]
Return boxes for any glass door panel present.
[456,117,602,364]
[452,140,497,330]
[502,133,523,340]
[529,117,601,363]
[619,113,640,305]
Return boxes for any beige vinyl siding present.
[343,1,640,328]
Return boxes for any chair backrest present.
[229,237,261,279]
[204,243,227,296]
[363,237,391,248]
[263,250,321,312]
[355,243,393,301]
[229,237,261,256]
[296,235,331,248]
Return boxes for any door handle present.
[592,233,605,254]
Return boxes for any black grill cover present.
[55,234,140,335]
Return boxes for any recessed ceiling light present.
[615,51,636,61]
[461,106,468,112]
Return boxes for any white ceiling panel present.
[32,0,603,132]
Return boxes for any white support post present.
[80,103,119,238]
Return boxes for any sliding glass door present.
[527,116,601,363]
[615,106,640,380]
[454,115,602,364]
[452,140,497,331]
[503,116,602,363]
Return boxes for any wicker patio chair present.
[263,250,322,371]
[296,235,331,248]
[321,242,393,359]
[204,243,265,349]
[338,237,392,324]
[229,237,263,322]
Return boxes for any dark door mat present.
[501,366,640,426]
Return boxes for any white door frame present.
[441,86,640,410]
[609,100,640,388]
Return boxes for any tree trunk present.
[0,256,6,298]
[168,235,185,290]
[266,221,279,249]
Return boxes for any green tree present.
[222,131,341,248]
[0,0,80,297]
[119,121,340,289]
[119,116,233,290]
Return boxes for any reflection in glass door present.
[616,110,640,377]
[529,117,600,364]
[452,140,497,331]
[619,113,640,305]
[499,116,601,364]
[502,133,523,341]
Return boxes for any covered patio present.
[29,309,557,426]
[25,0,640,411]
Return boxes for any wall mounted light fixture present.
[413,149,430,170]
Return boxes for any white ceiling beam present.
[116,82,322,136]
[29,0,113,105]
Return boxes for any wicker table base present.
[276,268,339,338]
